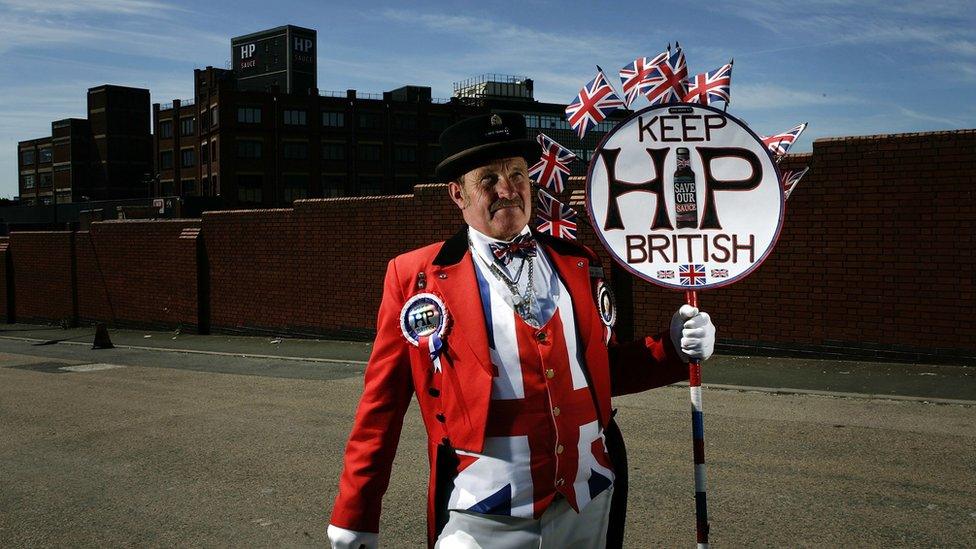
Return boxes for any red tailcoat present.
[330,227,687,547]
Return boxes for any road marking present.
[0,335,368,365]
[60,363,126,372]
[675,382,976,406]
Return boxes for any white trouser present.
[435,487,614,549]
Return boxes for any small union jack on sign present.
[644,44,688,105]
[762,123,808,156]
[683,61,733,106]
[536,189,578,240]
[529,133,576,193]
[658,270,675,279]
[565,68,625,139]
[679,264,707,286]
[710,269,729,278]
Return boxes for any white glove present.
[670,304,716,362]
[328,524,378,549]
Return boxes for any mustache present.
[490,198,523,213]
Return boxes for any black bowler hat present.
[435,113,541,182]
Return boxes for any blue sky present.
[1,0,974,198]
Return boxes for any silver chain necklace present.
[470,236,540,328]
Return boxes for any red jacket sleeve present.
[330,259,415,532]
[607,329,689,397]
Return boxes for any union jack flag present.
[710,268,729,278]
[781,166,810,200]
[618,51,668,108]
[565,68,625,139]
[644,44,688,105]
[683,60,733,106]
[762,123,808,156]
[528,133,576,193]
[679,264,707,286]
[536,189,578,240]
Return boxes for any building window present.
[283,109,307,125]
[237,107,262,124]
[180,148,195,167]
[211,139,218,161]
[21,150,35,165]
[393,114,416,130]
[322,143,345,161]
[359,176,384,196]
[238,174,263,204]
[160,150,174,169]
[237,140,262,159]
[201,142,209,163]
[161,180,175,195]
[39,173,53,187]
[283,141,308,160]
[428,145,442,164]
[39,148,53,163]
[180,117,195,136]
[159,120,173,138]
[322,111,344,127]
[394,146,416,163]
[322,175,345,197]
[281,174,308,203]
[23,174,35,189]
[358,112,382,129]
[182,179,195,195]
[211,106,219,127]
[524,115,539,128]
[56,191,72,204]
[358,143,382,162]
[430,116,452,132]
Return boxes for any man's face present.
[448,156,531,241]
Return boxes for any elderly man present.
[328,113,716,548]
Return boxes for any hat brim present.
[435,139,541,183]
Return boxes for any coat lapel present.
[540,237,597,345]
[433,227,493,376]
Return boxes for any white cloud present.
[0,0,181,15]
[731,83,862,110]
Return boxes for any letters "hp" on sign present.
[240,43,256,59]
[294,38,313,52]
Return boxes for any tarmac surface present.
[1,323,974,547]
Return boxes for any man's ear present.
[448,180,467,209]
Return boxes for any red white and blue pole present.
[685,289,709,548]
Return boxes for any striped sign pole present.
[686,289,709,548]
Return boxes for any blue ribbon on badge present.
[428,333,444,373]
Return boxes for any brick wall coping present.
[814,128,976,143]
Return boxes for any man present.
[328,113,716,548]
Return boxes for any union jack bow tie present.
[489,234,537,265]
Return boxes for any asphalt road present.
[1,330,974,547]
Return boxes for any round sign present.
[596,280,616,328]
[585,103,784,290]
[400,293,449,346]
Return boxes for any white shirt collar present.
[467,224,532,266]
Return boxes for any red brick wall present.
[75,220,200,328]
[5,129,974,360]
[0,237,10,322]
[629,131,975,358]
[203,185,459,335]
[11,232,75,323]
